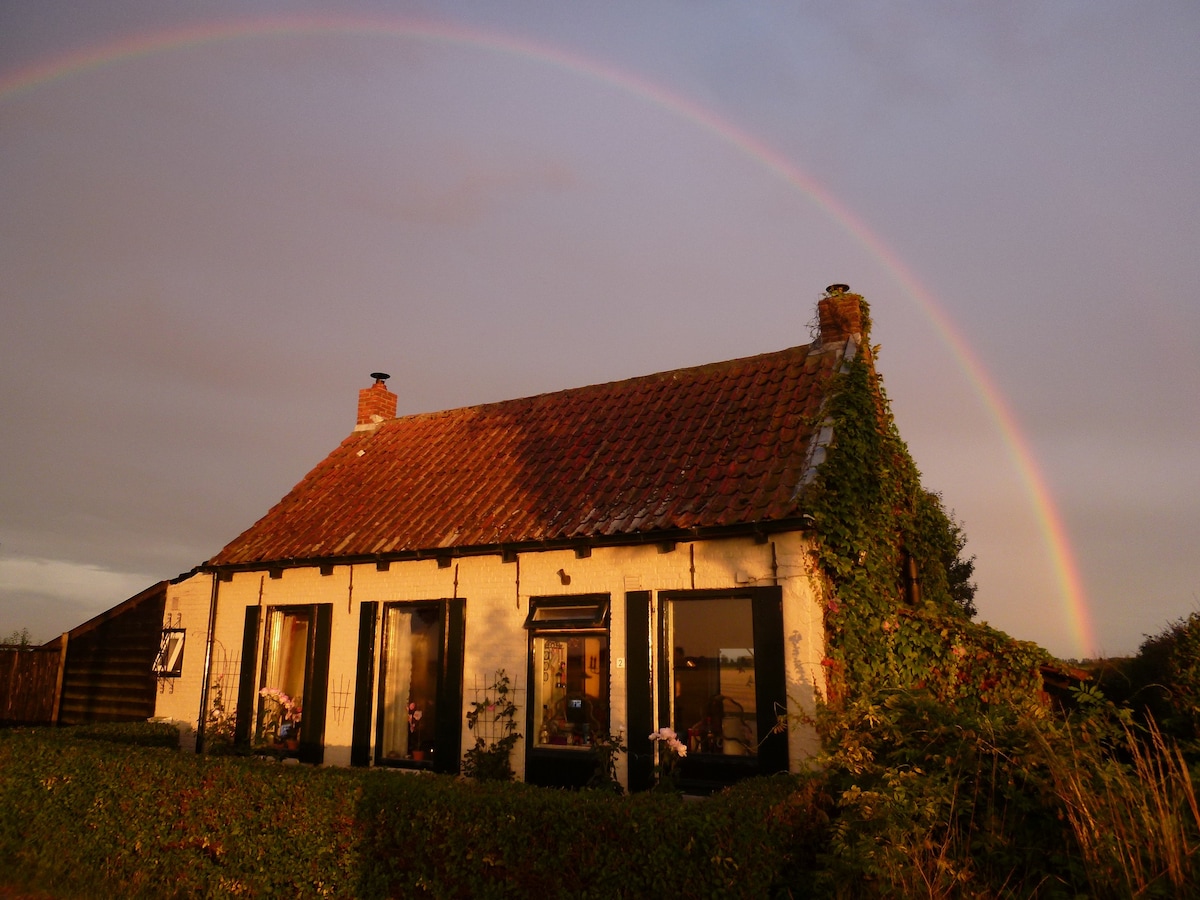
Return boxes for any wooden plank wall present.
[57,586,166,725]
[0,646,61,725]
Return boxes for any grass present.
[1043,717,1200,896]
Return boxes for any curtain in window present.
[380,607,414,759]
[259,608,311,742]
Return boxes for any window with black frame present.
[257,607,312,747]
[377,602,443,764]
[525,595,610,751]
[657,587,789,788]
[153,628,186,678]
[668,595,758,757]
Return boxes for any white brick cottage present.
[153,286,871,792]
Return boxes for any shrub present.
[814,686,1200,898]
[66,720,181,749]
[1102,611,1200,759]
[0,726,825,898]
[0,727,361,897]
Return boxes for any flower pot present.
[285,739,299,751]
[411,750,425,761]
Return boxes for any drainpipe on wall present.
[194,571,221,754]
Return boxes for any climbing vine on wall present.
[803,294,1048,709]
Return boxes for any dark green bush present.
[0,728,362,897]
[355,772,829,898]
[0,727,826,899]
[1099,611,1200,761]
[814,688,1200,898]
[65,721,182,749]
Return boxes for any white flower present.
[648,726,687,757]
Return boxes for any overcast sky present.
[2,1,1197,659]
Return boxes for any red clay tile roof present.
[209,341,848,566]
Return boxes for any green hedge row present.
[0,726,829,898]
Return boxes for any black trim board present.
[625,591,654,792]
[234,606,260,747]
[350,602,377,767]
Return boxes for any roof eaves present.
[199,517,818,577]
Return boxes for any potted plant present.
[259,687,302,750]
[407,702,425,760]
[649,726,688,791]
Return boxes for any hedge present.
[0,725,829,898]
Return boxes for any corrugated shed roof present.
[209,341,846,566]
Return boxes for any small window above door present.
[523,594,609,630]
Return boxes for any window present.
[668,596,758,757]
[657,588,788,789]
[257,607,312,745]
[354,599,464,772]
[235,604,330,763]
[526,595,610,751]
[376,603,444,765]
[153,628,186,678]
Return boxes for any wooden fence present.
[0,644,63,725]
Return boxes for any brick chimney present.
[356,372,397,428]
[817,283,863,344]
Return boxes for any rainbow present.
[0,13,1098,656]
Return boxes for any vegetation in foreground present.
[791,292,1200,897]
[815,684,1200,897]
[3,637,1200,900]
[0,723,826,899]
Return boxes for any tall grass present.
[1044,717,1200,896]
[817,692,1200,897]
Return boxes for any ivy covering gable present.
[801,293,1048,709]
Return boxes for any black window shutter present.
[435,598,466,775]
[299,604,333,765]
[751,588,789,775]
[234,606,260,747]
[625,591,654,792]
[350,602,377,767]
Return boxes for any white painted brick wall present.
[164,532,826,781]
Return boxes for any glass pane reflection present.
[670,597,757,756]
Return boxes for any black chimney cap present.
[825,284,850,295]
[369,372,390,382]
